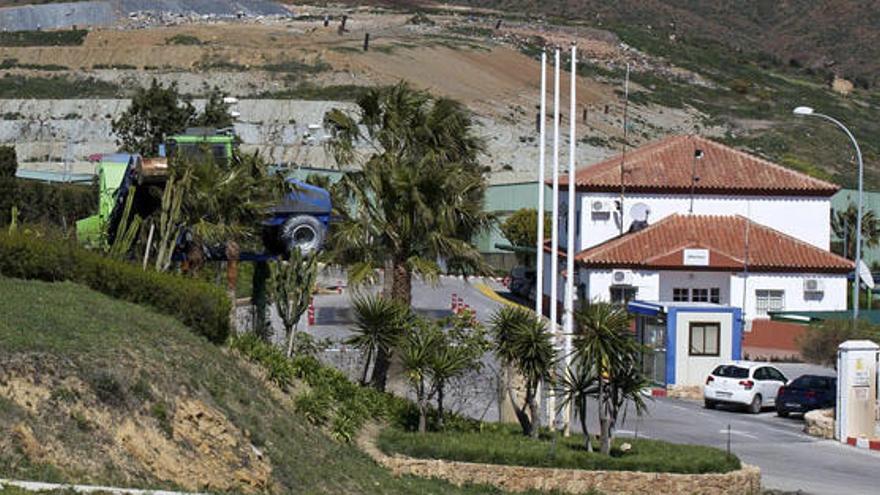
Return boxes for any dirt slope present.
[0,276,496,494]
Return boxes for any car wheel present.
[280,215,325,256]
[704,399,717,410]
[776,408,789,418]
[748,394,763,414]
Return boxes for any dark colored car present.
[776,374,836,417]
[508,266,536,299]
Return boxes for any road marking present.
[719,428,758,439]
[616,429,651,439]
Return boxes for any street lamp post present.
[793,106,864,326]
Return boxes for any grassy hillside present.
[0,276,506,494]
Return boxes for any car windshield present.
[791,376,833,389]
[712,365,749,378]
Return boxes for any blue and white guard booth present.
[627,300,744,389]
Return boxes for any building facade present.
[542,135,853,359]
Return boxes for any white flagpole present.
[563,42,577,436]
[536,52,546,318]
[548,47,561,430]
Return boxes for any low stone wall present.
[804,408,835,439]
[667,384,703,401]
[360,429,761,495]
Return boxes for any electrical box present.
[836,340,879,442]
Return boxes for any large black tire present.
[704,399,717,410]
[748,394,763,414]
[776,408,789,418]
[280,215,326,256]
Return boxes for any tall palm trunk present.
[436,382,446,430]
[371,260,412,391]
[225,241,240,327]
[526,379,540,438]
[598,378,612,455]
[580,399,592,452]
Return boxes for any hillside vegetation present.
[0,276,506,494]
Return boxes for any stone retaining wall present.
[359,428,762,495]
[804,408,835,439]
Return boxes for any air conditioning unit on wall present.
[611,269,634,286]
[591,200,612,213]
[803,278,824,292]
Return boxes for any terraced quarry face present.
[0,12,705,182]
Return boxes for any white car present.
[703,362,788,413]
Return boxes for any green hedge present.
[378,426,742,474]
[0,231,230,344]
[16,179,97,227]
[0,146,15,225]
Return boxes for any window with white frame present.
[755,289,785,314]
[691,288,709,302]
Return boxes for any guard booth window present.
[689,322,720,356]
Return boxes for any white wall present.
[542,259,847,320]
[729,272,848,320]
[574,192,831,251]
[674,311,734,386]
[659,271,732,304]
[583,269,660,303]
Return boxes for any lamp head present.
[793,106,814,116]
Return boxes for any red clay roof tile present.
[559,135,839,196]
[572,214,853,273]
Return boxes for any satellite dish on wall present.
[630,203,650,222]
[628,203,651,233]
[858,260,875,289]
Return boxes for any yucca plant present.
[346,295,411,385]
[490,306,555,438]
[573,302,647,455]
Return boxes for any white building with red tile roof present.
[543,134,852,361]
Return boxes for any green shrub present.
[230,333,419,441]
[0,75,121,99]
[799,319,880,367]
[294,390,332,426]
[166,34,203,46]
[0,231,231,343]
[0,29,88,47]
[15,179,97,228]
[90,371,126,407]
[0,146,16,226]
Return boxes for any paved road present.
[604,395,880,495]
[251,279,880,494]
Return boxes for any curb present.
[472,282,531,311]
[0,479,207,495]
[845,437,880,451]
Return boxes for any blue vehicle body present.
[776,374,836,417]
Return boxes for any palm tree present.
[556,365,599,451]
[572,302,644,455]
[490,306,555,438]
[171,151,274,304]
[399,322,444,434]
[346,295,410,385]
[832,202,880,260]
[324,82,492,391]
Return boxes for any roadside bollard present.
[451,293,458,312]
[308,299,315,325]
[337,280,343,294]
